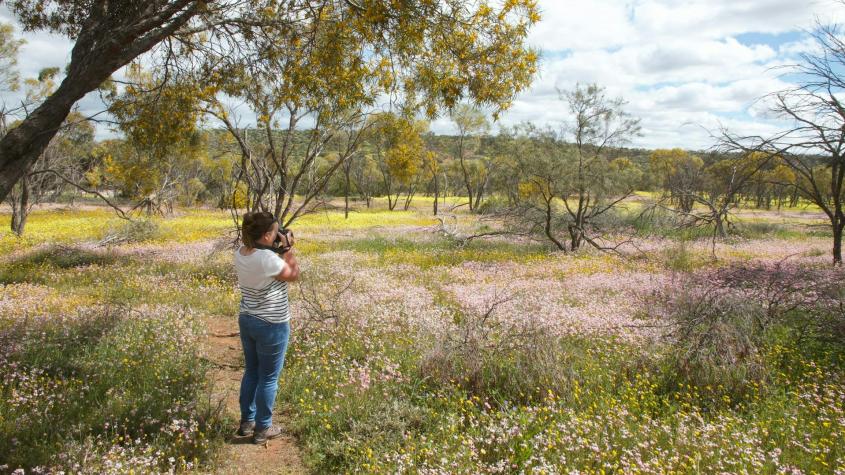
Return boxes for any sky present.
[1,0,843,150]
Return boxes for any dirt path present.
[203,316,308,475]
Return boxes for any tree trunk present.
[432,174,439,216]
[833,223,842,265]
[0,5,200,203]
[456,134,475,212]
[568,225,583,251]
[403,184,416,211]
[544,198,566,252]
[11,175,30,235]
[473,170,489,211]
[344,167,351,219]
[473,186,483,211]
[714,214,727,238]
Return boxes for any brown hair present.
[241,211,276,248]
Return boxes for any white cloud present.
[484,0,844,149]
[632,0,819,41]
[528,1,636,51]
[778,36,823,56]
[530,0,836,53]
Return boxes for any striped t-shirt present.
[234,246,291,323]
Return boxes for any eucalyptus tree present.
[351,149,379,209]
[7,111,95,234]
[648,147,772,241]
[422,148,443,215]
[367,112,427,211]
[0,0,214,201]
[694,151,772,239]
[561,83,642,250]
[649,148,704,214]
[5,68,96,234]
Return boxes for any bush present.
[645,261,845,404]
[657,290,770,403]
[419,317,563,404]
[417,298,626,405]
[732,220,783,238]
[616,206,678,236]
[661,240,701,272]
[475,195,510,215]
[100,218,159,245]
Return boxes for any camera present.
[274,227,294,251]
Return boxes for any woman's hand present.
[274,248,300,282]
[278,229,295,249]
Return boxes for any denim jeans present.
[238,313,290,430]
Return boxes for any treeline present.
[3,34,843,264]
[1,97,827,234]
[3,117,817,218]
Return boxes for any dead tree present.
[720,23,845,265]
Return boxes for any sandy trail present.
[203,316,308,475]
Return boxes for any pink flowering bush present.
[642,260,845,403]
[417,292,607,404]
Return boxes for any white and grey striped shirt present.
[235,247,291,324]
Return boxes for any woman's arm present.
[273,249,300,282]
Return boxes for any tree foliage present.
[368,112,428,211]
[0,0,541,206]
[0,22,25,96]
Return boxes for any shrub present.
[100,218,159,245]
[656,289,770,402]
[611,206,677,236]
[475,195,510,215]
[733,220,785,238]
[417,297,617,405]
[645,261,845,404]
[661,240,700,272]
[713,261,845,354]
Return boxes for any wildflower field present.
[1,201,843,474]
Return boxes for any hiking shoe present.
[237,420,255,437]
[253,424,282,444]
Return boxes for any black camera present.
[274,227,294,251]
[254,222,294,255]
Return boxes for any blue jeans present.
[238,313,290,430]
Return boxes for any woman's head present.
[241,211,278,248]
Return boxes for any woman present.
[234,211,300,444]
